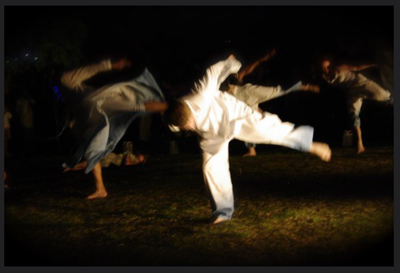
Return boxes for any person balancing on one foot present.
[165,54,331,224]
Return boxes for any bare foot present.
[63,163,87,172]
[210,215,230,225]
[86,190,108,200]
[243,147,257,157]
[357,145,366,154]
[309,142,332,162]
[125,154,146,166]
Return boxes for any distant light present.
[34,57,38,60]
[15,58,18,61]
[25,54,29,57]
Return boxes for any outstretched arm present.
[237,49,276,84]
[61,58,132,92]
[336,63,377,72]
[237,81,319,106]
[111,58,132,70]
[101,101,168,114]
[193,54,242,94]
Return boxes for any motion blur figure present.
[222,49,320,156]
[165,55,331,224]
[61,58,167,199]
[321,58,392,154]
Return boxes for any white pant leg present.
[346,75,391,127]
[346,96,363,127]
[351,74,391,102]
[235,84,283,107]
[201,139,234,218]
[235,111,314,152]
[364,79,391,102]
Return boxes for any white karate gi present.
[230,81,303,148]
[180,57,314,219]
[324,70,391,127]
[61,60,164,173]
[231,81,302,111]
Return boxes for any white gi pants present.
[201,108,313,219]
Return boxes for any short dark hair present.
[164,99,192,127]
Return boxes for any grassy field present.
[4,145,393,266]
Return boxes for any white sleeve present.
[61,59,112,92]
[101,100,146,113]
[193,57,242,94]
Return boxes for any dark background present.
[3,6,394,266]
[4,6,394,156]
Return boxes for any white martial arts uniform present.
[179,57,314,219]
[230,81,303,148]
[230,82,302,111]
[61,60,164,173]
[324,70,391,127]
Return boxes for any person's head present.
[320,55,335,76]
[321,59,331,75]
[164,99,196,131]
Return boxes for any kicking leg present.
[236,111,331,162]
[309,142,332,162]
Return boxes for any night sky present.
[6,6,393,69]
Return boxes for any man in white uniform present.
[222,49,320,156]
[321,58,392,154]
[61,58,167,199]
[165,55,331,224]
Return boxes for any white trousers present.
[201,109,313,219]
[347,74,391,127]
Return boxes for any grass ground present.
[4,145,393,266]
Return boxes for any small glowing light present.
[25,54,29,57]
[34,57,38,60]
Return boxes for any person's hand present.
[261,48,277,62]
[144,101,169,113]
[111,58,132,70]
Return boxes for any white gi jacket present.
[178,57,314,219]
